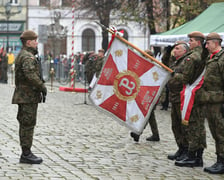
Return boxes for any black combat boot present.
[204,156,224,174]
[130,132,140,142]
[176,147,188,161]
[146,134,160,142]
[167,147,183,160]
[20,147,43,164]
[175,150,202,167]
[196,148,204,167]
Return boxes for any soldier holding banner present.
[95,49,105,78]
[130,49,160,142]
[83,51,97,84]
[167,41,190,161]
[175,31,207,167]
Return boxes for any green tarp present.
[150,2,224,46]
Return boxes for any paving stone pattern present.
[0,82,224,180]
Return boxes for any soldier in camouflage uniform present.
[86,49,105,90]
[83,51,97,84]
[202,33,224,174]
[175,31,207,167]
[130,50,160,142]
[12,30,47,164]
[167,41,190,161]
[94,49,105,78]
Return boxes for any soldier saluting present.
[12,30,47,164]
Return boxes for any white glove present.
[115,31,123,37]
[109,25,117,32]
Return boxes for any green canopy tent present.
[150,2,224,46]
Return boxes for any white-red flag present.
[89,38,171,134]
[180,69,205,125]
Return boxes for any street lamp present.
[0,2,22,52]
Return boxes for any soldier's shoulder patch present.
[24,56,35,61]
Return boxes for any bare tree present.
[74,0,123,51]
[119,0,170,54]
[171,0,224,28]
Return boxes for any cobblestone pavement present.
[0,82,224,180]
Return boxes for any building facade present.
[0,0,149,57]
[0,0,27,54]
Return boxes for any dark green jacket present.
[12,47,46,104]
[172,46,205,105]
[95,56,104,78]
[182,46,205,85]
[168,52,189,103]
[199,49,224,103]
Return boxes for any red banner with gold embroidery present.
[89,38,171,134]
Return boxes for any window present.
[10,0,18,4]
[82,29,95,52]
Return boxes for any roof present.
[150,2,224,46]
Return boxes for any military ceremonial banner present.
[180,69,205,125]
[89,38,171,134]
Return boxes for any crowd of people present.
[42,49,105,84]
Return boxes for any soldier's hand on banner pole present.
[109,25,117,32]
[109,25,123,37]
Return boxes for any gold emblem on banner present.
[114,70,140,101]
[130,115,139,122]
[96,90,102,99]
[115,50,123,57]
[152,71,159,81]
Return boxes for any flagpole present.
[95,21,173,73]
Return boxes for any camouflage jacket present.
[204,49,224,91]
[12,47,46,104]
[171,46,205,105]
[199,49,224,103]
[95,56,104,78]
[182,46,205,85]
[167,52,190,103]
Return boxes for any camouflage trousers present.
[141,109,159,136]
[148,110,159,136]
[171,102,188,148]
[205,103,224,158]
[187,104,206,151]
[17,103,38,149]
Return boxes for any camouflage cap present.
[188,31,205,39]
[20,30,38,40]
[206,32,222,42]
